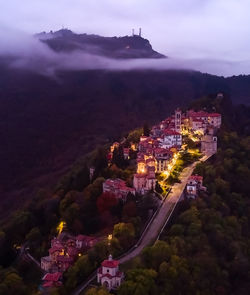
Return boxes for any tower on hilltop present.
[131,28,142,37]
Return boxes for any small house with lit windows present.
[186,175,205,198]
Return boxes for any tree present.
[25,227,42,244]
[86,287,110,295]
[122,201,137,220]
[112,146,127,169]
[0,231,5,247]
[71,164,90,191]
[155,181,163,194]
[118,269,157,295]
[143,123,150,137]
[0,269,28,295]
[88,241,109,265]
[97,192,118,214]
[113,223,135,250]
[127,128,143,144]
[142,241,172,270]
[93,147,108,178]
[65,255,94,290]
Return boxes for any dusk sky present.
[1,0,250,76]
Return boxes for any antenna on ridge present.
[132,28,134,36]
[139,28,142,37]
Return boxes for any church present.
[97,255,124,290]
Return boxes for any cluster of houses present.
[132,109,182,194]
[41,234,124,291]
[41,233,98,289]
[92,103,222,291]
[104,107,221,198]
[40,104,222,291]
[132,108,221,194]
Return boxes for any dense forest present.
[1,64,250,221]
[98,96,250,295]
[0,126,160,295]
[0,93,249,295]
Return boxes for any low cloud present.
[1,27,250,78]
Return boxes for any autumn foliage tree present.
[97,192,118,214]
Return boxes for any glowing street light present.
[57,221,66,235]
[108,234,112,246]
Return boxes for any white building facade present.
[97,255,124,290]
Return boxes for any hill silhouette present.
[36,29,166,59]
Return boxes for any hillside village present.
[38,102,222,291]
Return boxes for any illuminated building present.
[103,178,135,201]
[159,129,182,149]
[201,134,217,155]
[186,175,205,199]
[97,255,124,290]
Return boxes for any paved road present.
[119,157,207,263]
[73,154,210,294]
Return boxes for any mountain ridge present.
[1,31,250,218]
[35,29,166,59]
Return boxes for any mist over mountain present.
[1,28,250,77]
[1,30,250,217]
[1,1,250,293]
[36,29,166,59]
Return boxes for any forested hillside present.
[1,65,250,218]
[113,97,250,295]
[0,93,249,295]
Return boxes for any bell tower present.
[175,108,182,133]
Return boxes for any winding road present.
[73,154,210,295]
[119,155,209,263]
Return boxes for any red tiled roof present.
[67,247,79,257]
[101,273,113,279]
[192,118,204,123]
[137,158,145,163]
[42,272,62,282]
[153,147,170,155]
[42,281,55,288]
[139,141,149,146]
[56,256,74,263]
[163,129,181,136]
[189,110,209,117]
[49,244,64,254]
[43,281,62,288]
[105,179,126,187]
[134,173,146,178]
[208,113,221,117]
[101,259,119,268]
[104,178,134,195]
[98,270,123,279]
[189,175,203,181]
[146,158,155,163]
